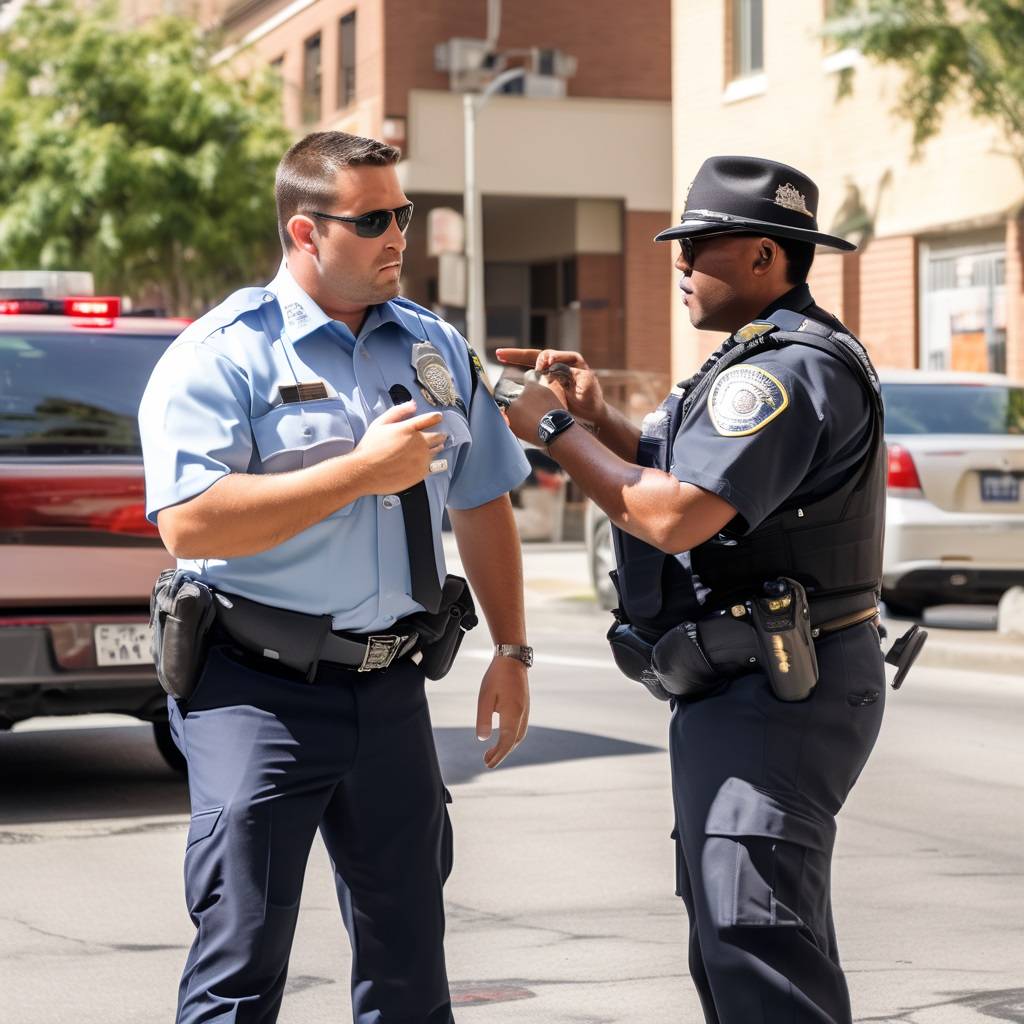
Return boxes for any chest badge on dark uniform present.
[412,341,462,410]
[708,365,789,436]
[734,320,777,344]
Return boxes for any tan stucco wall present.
[670,0,1024,378]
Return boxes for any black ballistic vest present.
[611,309,886,635]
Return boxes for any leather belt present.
[813,606,879,637]
[212,588,420,679]
[321,629,420,672]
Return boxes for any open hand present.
[476,656,530,768]
[496,348,607,425]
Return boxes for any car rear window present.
[0,331,175,456]
[882,383,1024,435]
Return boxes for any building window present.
[920,238,1007,373]
[338,11,356,109]
[302,33,322,125]
[730,0,764,80]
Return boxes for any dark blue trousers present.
[167,643,455,1024]
[669,621,886,1024]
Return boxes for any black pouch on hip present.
[410,575,479,680]
[650,621,724,700]
[149,569,217,701]
[606,620,672,702]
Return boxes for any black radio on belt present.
[750,577,819,701]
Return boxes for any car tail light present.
[887,443,922,493]
[0,475,159,538]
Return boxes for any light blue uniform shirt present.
[139,263,530,632]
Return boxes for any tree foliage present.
[826,0,1024,174]
[0,0,292,313]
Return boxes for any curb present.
[915,635,1023,677]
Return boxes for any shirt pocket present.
[251,399,356,480]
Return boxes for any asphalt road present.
[2,580,1023,1023]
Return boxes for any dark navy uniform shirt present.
[669,284,873,536]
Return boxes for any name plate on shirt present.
[279,381,329,404]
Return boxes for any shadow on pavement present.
[435,725,662,786]
[0,723,188,826]
[0,722,661,826]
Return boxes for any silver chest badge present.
[412,341,461,408]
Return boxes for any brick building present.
[124,0,676,386]
[670,0,1024,382]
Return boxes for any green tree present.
[0,0,292,314]
[826,0,1024,174]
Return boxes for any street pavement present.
[2,542,1023,1023]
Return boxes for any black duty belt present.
[212,589,420,679]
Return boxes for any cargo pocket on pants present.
[671,826,685,898]
[701,777,835,950]
[441,787,454,884]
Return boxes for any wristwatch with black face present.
[494,644,534,668]
[537,409,575,446]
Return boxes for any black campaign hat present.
[654,155,857,252]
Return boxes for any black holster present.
[149,569,217,701]
[405,574,478,680]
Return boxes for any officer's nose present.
[384,214,408,253]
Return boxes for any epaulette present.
[182,287,274,345]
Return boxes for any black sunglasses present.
[679,229,755,268]
[309,202,415,238]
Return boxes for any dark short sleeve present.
[669,345,870,533]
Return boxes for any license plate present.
[980,472,1021,503]
[94,623,154,667]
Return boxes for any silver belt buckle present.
[359,634,403,672]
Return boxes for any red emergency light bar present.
[64,296,121,318]
[0,299,54,315]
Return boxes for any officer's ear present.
[752,238,778,277]
[288,214,320,258]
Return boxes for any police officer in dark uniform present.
[499,156,890,1023]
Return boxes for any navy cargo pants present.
[166,641,455,1024]
[669,620,886,1024]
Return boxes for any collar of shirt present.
[758,283,814,320]
[266,260,422,347]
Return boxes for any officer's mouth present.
[679,278,694,303]
[378,261,402,274]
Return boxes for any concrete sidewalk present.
[448,538,1024,679]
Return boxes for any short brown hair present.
[275,131,401,249]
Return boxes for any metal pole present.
[463,92,486,352]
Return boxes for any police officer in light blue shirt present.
[139,131,532,1024]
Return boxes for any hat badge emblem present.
[774,183,813,218]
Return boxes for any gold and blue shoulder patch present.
[707,365,789,437]
[734,320,777,344]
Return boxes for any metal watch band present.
[494,643,534,668]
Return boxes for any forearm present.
[546,425,734,553]
[594,403,642,462]
[449,496,527,645]
[158,454,371,559]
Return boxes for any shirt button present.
[302,427,313,437]
[382,614,395,625]
[382,494,400,510]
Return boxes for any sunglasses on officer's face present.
[309,202,415,238]
[679,230,756,269]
